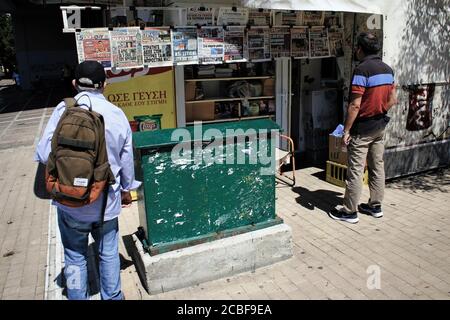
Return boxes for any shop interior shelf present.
[185,76,275,82]
[185,96,275,104]
[186,115,274,125]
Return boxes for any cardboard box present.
[186,102,215,122]
[263,78,275,96]
[185,82,197,101]
[329,134,348,165]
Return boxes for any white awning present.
[242,0,385,15]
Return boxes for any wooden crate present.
[326,160,368,188]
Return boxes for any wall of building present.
[383,0,449,149]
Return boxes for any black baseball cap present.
[75,60,106,89]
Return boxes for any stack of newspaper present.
[197,65,216,78]
[215,67,234,78]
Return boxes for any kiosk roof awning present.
[242,0,385,15]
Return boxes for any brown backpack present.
[45,96,115,208]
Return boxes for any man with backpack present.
[35,60,140,300]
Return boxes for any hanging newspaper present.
[324,12,344,28]
[302,11,324,26]
[197,27,225,64]
[248,9,271,26]
[172,27,199,65]
[281,11,302,26]
[216,7,249,26]
[270,27,291,58]
[186,7,214,26]
[309,26,330,58]
[224,26,247,63]
[247,27,271,62]
[141,28,172,67]
[328,29,345,57]
[110,27,143,69]
[75,28,112,68]
[291,27,309,59]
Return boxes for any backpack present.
[45,96,115,208]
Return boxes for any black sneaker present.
[329,208,359,224]
[358,203,383,218]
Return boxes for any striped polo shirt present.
[351,55,395,119]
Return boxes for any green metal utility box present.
[133,119,281,254]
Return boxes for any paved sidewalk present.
[116,167,450,300]
[0,103,449,300]
[0,146,50,299]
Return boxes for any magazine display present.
[302,11,324,26]
[281,11,302,26]
[141,28,172,67]
[324,12,344,28]
[309,26,330,58]
[216,7,249,26]
[110,27,143,69]
[224,26,247,63]
[248,9,271,26]
[197,27,225,64]
[75,28,112,68]
[172,27,199,65]
[247,27,271,62]
[270,27,291,58]
[328,29,345,57]
[291,27,309,58]
[186,7,214,26]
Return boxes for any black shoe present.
[358,203,383,218]
[329,208,359,224]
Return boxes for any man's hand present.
[343,132,351,146]
[121,191,132,208]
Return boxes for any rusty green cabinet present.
[133,119,282,254]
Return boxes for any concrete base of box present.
[132,223,293,294]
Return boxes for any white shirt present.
[35,91,141,222]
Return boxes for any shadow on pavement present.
[387,167,450,193]
[122,233,149,292]
[291,186,343,215]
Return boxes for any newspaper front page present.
[302,11,325,26]
[172,27,199,65]
[216,7,249,26]
[291,27,309,59]
[224,26,247,63]
[141,28,172,67]
[248,9,271,26]
[324,12,344,28]
[197,27,225,64]
[309,26,330,58]
[270,27,291,58]
[75,28,112,68]
[328,28,345,57]
[186,7,214,26]
[110,27,143,69]
[281,11,302,26]
[247,27,271,62]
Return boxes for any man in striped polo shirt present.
[330,32,398,224]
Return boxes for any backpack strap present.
[63,98,77,108]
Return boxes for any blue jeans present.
[57,208,123,300]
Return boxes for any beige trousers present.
[343,128,385,213]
